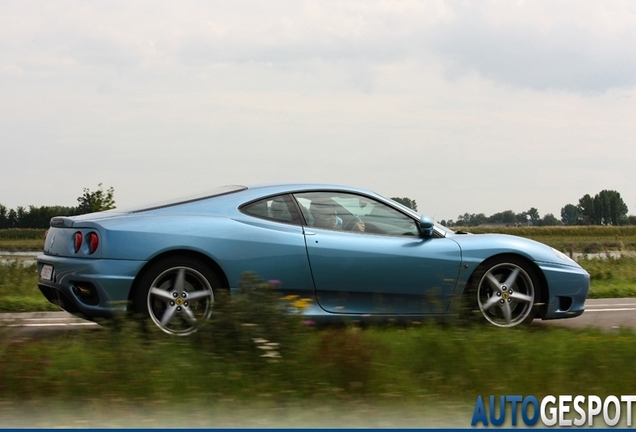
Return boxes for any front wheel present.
[134,257,219,336]
[469,258,540,328]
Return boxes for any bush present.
[191,272,313,363]
[314,327,375,392]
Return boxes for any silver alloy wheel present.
[476,262,535,327]
[146,266,214,335]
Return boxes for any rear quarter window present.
[240,195,302,225]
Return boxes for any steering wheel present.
[343,217,364,232]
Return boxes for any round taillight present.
[74,232,83,253]
[88,232,99,254]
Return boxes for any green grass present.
[0,229,46,251]
[1,322,636,402]
[0,228,47,240]
[1,269,636,427]
[0,262,60,312]
[579,255,636,298]
[0,239,45,251]
[461,225,636,253]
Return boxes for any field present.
[0,228,46,251]
[462,225,636,254]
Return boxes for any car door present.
[294,191,462,315]
[238,194,316,292]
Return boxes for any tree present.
[0,204,79,229]
[487,210,517,225]
[576,190,628,225]
[561,204,579,225]
[472,213,487,226]
[577,194,595,225]
[15,206,26,227]
[0,204,7,229]
[455,213,487,227]
[594,189,628,225]
[541,213,559,226]
[7,209,17,228]
[526,207,540,225]
[77,183,116,214]
[456,213,471,226]
[391,197,417,211]
[22,205,78,228]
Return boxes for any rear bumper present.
[37,254,146,320]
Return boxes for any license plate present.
[41,265,53,281]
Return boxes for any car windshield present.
[124,185,247,213]
[435,223,455,236]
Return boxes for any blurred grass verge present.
[0,227,634,427]
[1,272,636,428]
[1,320,635,427]
[0,261,60,312]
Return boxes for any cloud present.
[1,0,636,219]
[5,1,634,94]
[167,1,636,94]
[429,1,636,93]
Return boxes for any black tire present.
[464,256,540,328]
[134,257,219,336]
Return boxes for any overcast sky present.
[2,0,635,221]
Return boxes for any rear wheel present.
[134,257,218,335]
[468,257,539,328]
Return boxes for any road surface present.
[1,298,635,333]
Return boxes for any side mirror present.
[419,215,435,238]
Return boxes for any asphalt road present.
[534,297,636,331]
[0,310,99,335]
[1,298,635,333]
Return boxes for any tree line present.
[0,184,116,229]
[440,189,635,227]
[1,186,633,229]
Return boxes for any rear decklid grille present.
[50,217,74,228]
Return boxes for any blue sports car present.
[37,183,590,335]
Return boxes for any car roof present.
[241,182,378,196]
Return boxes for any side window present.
[293,191,419,236]
[240,195,301,225]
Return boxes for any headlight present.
[552,247,577,265]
